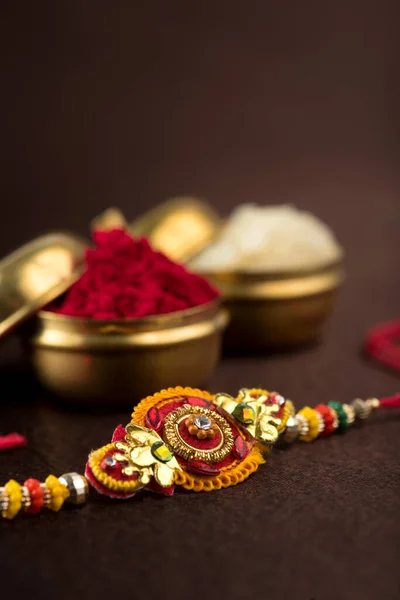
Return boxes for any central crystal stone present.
[193,415,212,430]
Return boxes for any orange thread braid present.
[131,387,214,426]
[173,446,265,492]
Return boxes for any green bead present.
[232,403,256,425]
[328,401,348,432]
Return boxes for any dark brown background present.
[0,2,399,599]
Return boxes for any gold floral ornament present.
[114,423,182,488]
[213,388,282,444]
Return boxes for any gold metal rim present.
[175,414,225,453]
[203,262,344,300]
[28,303,229,350]
[37,298,221,330]
[197,258,343,281]
[163,405,234,462]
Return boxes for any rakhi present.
[1,386,400,519]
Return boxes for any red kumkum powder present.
[54,229,220,319]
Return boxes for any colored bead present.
[207,427,216,439]
[297,407,320,442]
[315,404,336,437]
[58,473,88,506]
[2,480,22,520]
[45,475,70,512]
[328,401,348,432]
[24,478,44,514]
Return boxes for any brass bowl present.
[25,301,228,405]
[203,261,344,352]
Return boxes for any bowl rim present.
[37,297,222,327]
[195,257,344,282]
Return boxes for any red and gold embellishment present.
[85,386,290,498]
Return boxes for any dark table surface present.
[1,2,399,599]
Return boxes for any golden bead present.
[2,480,22,520]
[45,475,69,512]
[297,407,320,442]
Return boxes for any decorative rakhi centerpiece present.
[85,386,288,497]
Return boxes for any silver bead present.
[0,488,9,512]
[281,416,300,444]
[342,404,355,425]
[366,398,380,410]
[21,486,31,511]
[40,483,51,508]
[59,473,89,506]
[351,398,371,420]
[315,411,325,433]
[329,406,339,430]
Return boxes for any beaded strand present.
[0,473,88,520]
[281,398,380,444]
[1,393,397,519]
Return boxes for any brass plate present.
[0,232,87,340]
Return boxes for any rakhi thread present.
[1,391,399,519]
[365,319,400,372]
[0,433,26,452]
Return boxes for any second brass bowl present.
[25,300,228,405]
[204,262,344,352]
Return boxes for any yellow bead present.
[298,407,320,442]
[2,480,22,520]
[45,475,69,512]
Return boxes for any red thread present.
[379,394,400,408]
[364,319,400,372]
[0,433,27,451]
[51,229,219,319]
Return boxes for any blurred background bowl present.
[203,261,344,352]
[24,300,228,405]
